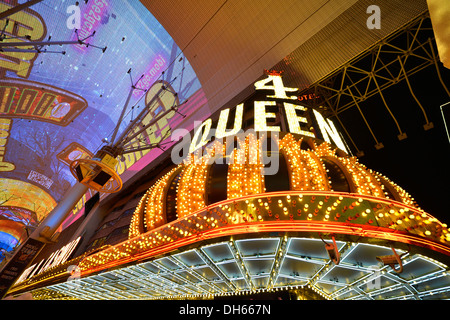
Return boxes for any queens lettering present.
[188,75,348,154]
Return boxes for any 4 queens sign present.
[170,74,350,175]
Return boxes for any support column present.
[0,182,88,299]
[31,182,89,243]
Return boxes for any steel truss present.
[298,11,450,155]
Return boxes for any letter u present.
[216,103,243,139]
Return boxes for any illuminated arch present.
[129,134,422,239]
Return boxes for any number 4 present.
[254,75,298,100]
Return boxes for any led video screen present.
[0,0,209,243]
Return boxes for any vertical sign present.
[0,237,45,298]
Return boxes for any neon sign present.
[15,236,82,285]
[188,75,348,153]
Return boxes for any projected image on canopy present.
[0,0,208,253]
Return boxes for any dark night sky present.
[338,65,450,224]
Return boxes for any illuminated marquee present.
[189,75,348,153]
[15,236,82,285]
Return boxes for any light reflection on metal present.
[9,189,450,297]
[22,237,450,300]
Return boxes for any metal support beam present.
[114,86,165,147]
[109,83,135,146]
[397,56,433,130]
[31,182,89,243]
[298,12,440,151]
[301,12,434,115]
[114,83,184,150]
[347,85,383,149]
[119,102,184,149]
[0,48,66,54]
[371,74,406,140]
[0,31,107,53]
[121,140,173,155]
[228,239,255,291]
[429,38,450,97]
[267,235,288,289]
[321,92,364,156]
[197,248,237,292]
[0,40,81,48]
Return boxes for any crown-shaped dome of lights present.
[126,133,447,244]
[74,132,450,286]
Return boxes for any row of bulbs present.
[81,190,449,274]
[130,133,422,239]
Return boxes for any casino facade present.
[5,73,450,300]
[1,0,450,301]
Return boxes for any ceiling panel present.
[141,0,428,114]
[141,0,361,112]
[27,237,450,300]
